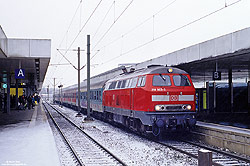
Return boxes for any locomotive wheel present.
[152,124,161,136]
[136,120,145,134]
[125,118,130,128]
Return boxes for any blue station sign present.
[15,69,25,79]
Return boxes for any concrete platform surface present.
[196,121,250,156]
[0,103,60,166]
[197,121,250,136]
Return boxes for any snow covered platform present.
[0,103,60,166]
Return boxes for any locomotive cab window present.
[153,75,171,86]
[173,75,191,86]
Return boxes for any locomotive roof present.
[61,65,188,92]
[107,66,188,82]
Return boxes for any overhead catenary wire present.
[56,49,78,70]
[63,0,103,57]
[92,1,115,40]
[59,0,83,49]
[90,0,178,61]
[49,0,83,79]
[92,0,134,52]
[50,0,102,79]
[94,0,242,67]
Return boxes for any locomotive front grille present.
[165,105,182,110]
[155,104,191,111]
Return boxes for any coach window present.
[153,75,171,86]
[97,91,100,100]
[98,91,101,101]
[94,91,97,100]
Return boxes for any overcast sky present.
[1,0,250,88]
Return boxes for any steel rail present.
[45,102,127,166]
[150,136,249,166]
[43,103,84,166]
[154,139,222,166]
[183,137,250,164]
[47,101,249,166]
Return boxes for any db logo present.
[170,95,178,101]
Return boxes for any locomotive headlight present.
[186,105,192,110]
[155,105,161,111]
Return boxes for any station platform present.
[0,103,60,166]
[195,121,250,156]
[196,121,250,136]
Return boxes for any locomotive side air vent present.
[147,64,163,68]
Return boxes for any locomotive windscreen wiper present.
[159,74,166,81]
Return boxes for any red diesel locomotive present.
[56,65,196,136]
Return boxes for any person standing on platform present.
[37,96,40,103]
[32,95,35,109]
[27,95,32,110]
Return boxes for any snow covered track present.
[43,102,127,166]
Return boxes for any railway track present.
[153,137,250,166]
[43,102,127,166]
[44,102,249,166]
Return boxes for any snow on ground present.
[53,105,197,166]
[0,120,60,166]
[46,115,77,166]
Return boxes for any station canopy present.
[0,26,51,92]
